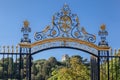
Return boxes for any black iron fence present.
[100,55,120,80]
[0,46,31,80]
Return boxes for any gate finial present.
[21,20,31,43]
[98,24,108,46]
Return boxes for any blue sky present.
[0,0,120,60]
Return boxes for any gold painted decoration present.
[81,27,87,34]
[43,26,50,33]
[19,4,111,57]
[52,30,57,35]
[59,15,72,32]
[74,32,79,37]
[100,24,106,30]
[34,4,96,43]
[24,20,29,27]
[19,37,110,51]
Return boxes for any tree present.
[8,58,14,78]
[48,57,57,67]
[48,57,90,80]
[0,55,91,80]
[31,63,38,80]
[0,66,3,78]
[31,63,37,75]
[71,55,90,67]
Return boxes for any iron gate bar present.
[98,50,100,80]
[3,53,4,79]
[115,57,117,80]
[107,51,109,80]
[19,47,22,80]
[29,48,31,80]
[99,56,120,80]
[111,56,114,80]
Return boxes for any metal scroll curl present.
[34,4,96,43]
[87,34,96,43]
[81,27,96,43]
[34,32,43,41]
[34,26,51,41]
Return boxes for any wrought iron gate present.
[0,4,120,80]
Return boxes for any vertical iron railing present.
[0,45,22,80]
[0,45,32,80]
[29,48,31,80]
[99,50,120,80]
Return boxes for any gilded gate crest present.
[34,4,96,43]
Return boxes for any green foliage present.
[100,57,120,80]
[31,63,37,75]
[8,58,13,75]
[0,66,3,78]
[0,54,120,80]
[48,57,90,80]
[0,55,90,80]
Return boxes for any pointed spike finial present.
[76,16,80,26]
[16,45,19,53]
[12,45,14,53]
[118,49,120,53]
[3,46,5,53]
[0,46,1,53]
[114,49,117,56]
[118,49,120,56]
[110,48,113,56]
[7,46,10,53]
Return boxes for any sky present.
[0,0,120,60]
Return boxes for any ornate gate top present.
[34,4,96,43]
[19,4,110,54]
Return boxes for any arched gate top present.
[20,4,110,55]
[20,37,110,51]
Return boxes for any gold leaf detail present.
[75,32,79,37]
[52,30,56,35]
[24,20,29,27]
[100,24,106,30]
